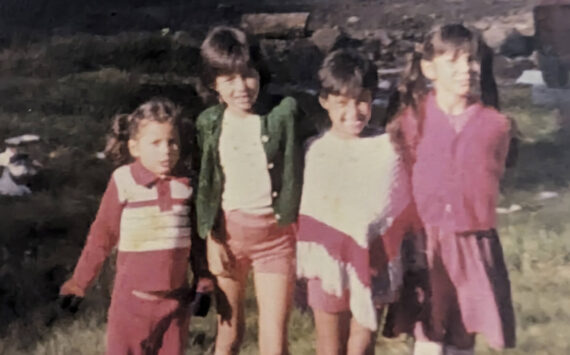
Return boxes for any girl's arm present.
[370,156,418,274]
[490,115,512,178]
[61,176,123,296]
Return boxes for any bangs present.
[202,31,252,75]
[319,49,378,98]
[208,54,253,78]
[200,26,256,85]
[321,71,366,98]
[429,24,480,61]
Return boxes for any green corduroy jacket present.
[194,96,307,239]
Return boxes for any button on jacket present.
[195,97,307,239]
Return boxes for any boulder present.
[310,27,344,54]
[500,30,535,58]
[241,13,310,38]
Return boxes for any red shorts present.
[224,210,295,276]
[307,277,350,313]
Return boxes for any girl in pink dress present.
[384,24,516,355]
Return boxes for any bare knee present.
[215,315,245,355]
[214,327,244,355]
[347,326,373,355]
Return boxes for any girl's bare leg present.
[414,341,445,355]
[214,267,249,355]
[254,271,295,355]
[313,310,351,355]
[347,317,374,355]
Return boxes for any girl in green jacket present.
[195,26,307,355]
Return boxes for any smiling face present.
[421,50,480,99]
[128,120,180,177]
[214,67,260,116]
[319,89,373,139]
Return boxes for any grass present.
[1,29,570,355]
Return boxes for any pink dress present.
[383,93,516,349]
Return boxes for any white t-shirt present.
[218,110,273,214]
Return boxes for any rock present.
[472,17,493,32]
[241,12,310,38]
[511,12,534,37]
[0,168,31,196]
[373,29,393,47]
[494,55,536,80]
[390,30,405,41]
[171,30,200,48]
[482,24,511,50]
[4,134,40,146]
[310,27,344,54]
[347,16,360,25]
[535,191,559,201]
[260,39,323,84]
[500,30,535,58]
[477,11,535,50]
[516,70,545,86]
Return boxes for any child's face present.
[128,120,180,177]
[319,90,372,139]
[421,50,480,99]
[214,67,260,115]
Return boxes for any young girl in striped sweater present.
[60,99,212,355]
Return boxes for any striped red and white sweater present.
[72,161,194,294]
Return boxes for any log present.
[241,12,310,38]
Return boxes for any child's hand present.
[60,278,85,298]
[58,294,83,314]
[206,233,234,277]
[196,277,215,293]
[369,237,388,276]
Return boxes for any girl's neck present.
[225,105,255,119]
[434,90,469,116]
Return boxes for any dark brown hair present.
[318,48,378,99]
[199,26,269,104]
[104,98,184,168]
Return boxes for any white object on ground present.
[515,70,546,86]
[535,191,559,200]
[4,134,40,146]
[0,148,16,166]
[347,16,360,24]
[496,204,522,214]
[0,168,31,196]
[95,152,106,160]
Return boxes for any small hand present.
[58,294,83,314]
[206,233,234,277]
[60,278,85,298]
[196,277,215,293]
